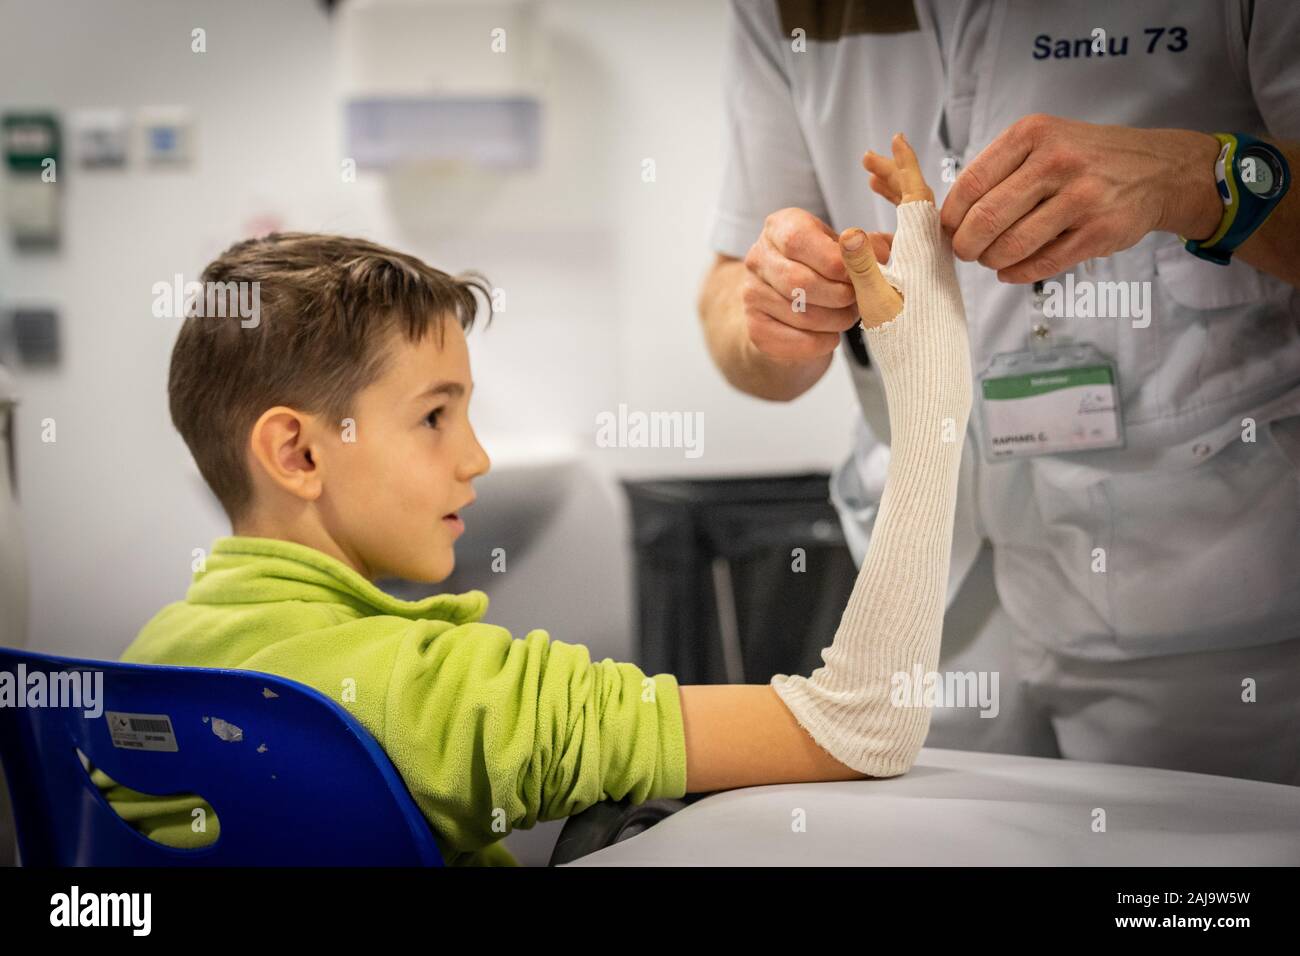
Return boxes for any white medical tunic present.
[710,0,1300,662]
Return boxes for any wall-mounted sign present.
[3,112,61,250]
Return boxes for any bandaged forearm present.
[770,201,973,777]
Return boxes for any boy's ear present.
[247,406,324,503]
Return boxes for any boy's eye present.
[425,407,443,429]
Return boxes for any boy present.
[98,136,972,865]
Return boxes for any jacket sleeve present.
[381,620,687,859]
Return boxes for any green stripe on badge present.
[982,365,1113,400]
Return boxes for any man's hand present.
[698,197,891,404]
[932,114,1223,284]
[740,208,892,364]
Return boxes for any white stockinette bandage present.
[770,200,973,777]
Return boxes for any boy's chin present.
[392,551,455,586]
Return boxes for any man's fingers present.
[951,165,1056,263]
[752,234,856,307]
[839,228,902,327]
[892,132,934,204]
[742,278,861,334]
[763,212,850,282]
[977,193,1078,271]
[941,118,1035,235]
[746,309,844,363]
[994,226,1093,284]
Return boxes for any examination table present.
[558,748,1300,866]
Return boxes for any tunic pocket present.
[1097,394,1300,654]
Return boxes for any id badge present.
[976,343,1124,462]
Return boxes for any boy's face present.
[318,319,490,583]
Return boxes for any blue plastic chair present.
[0,647,444,866]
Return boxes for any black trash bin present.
[623,472,858,685]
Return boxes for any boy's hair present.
[169,232,491,520]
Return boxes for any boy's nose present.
[461,434,491,480]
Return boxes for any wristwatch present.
[1183,133,1290,265]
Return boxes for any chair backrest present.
[0,647,443,866]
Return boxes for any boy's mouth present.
[443,498,473,535]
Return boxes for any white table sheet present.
[564,748,1300,866]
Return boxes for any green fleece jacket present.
[96,536,688,866]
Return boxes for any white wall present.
[0,0,859,863]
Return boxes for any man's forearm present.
[698,255,833,402]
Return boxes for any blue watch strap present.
[1184,133,1290,264]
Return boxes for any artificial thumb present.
[840,228,903,328]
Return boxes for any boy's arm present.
[679,684,867,791]
[681,135,972,788]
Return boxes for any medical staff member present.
[698,0,1300,784]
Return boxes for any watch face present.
[1239,147,1283,198]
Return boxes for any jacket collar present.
[187,536,489,625]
